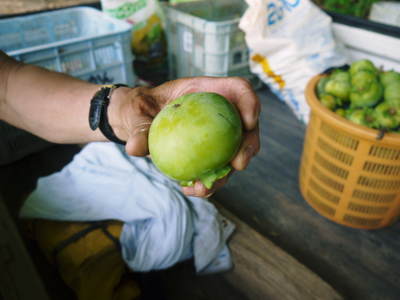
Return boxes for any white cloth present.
[20,142,235,273]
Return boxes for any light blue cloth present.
[20,142,234,273]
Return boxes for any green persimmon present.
[320,94,336,110]
[335,108,346,118]
[380,70,400,87]
[374,102,400,129]
[316,77,329,98]
[384,81,400,106]
[351,70,378,91]
[330,69,351,82]
[148,92,242,189]
[325,78,351,100]
[349,59,378,76]
[346,108,376,128]
[350,81,383,108]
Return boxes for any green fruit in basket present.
[325,78,351,100]
[330,69,351,82]
[148,92,242,189]
[350,81,383,108]
[349,59,378,76]
[380,70,400,87]
[316,77,329,98]
[374,102,400,129]
[319,94,337,110]
[351,70,378,91]
[384,81,400,106]
[346,108,376,128]
[335,108,346,118]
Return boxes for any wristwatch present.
[88,84,128,145]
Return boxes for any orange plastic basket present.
[300,75,400,229]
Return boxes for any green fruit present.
[316,77,329,98]
[380,70,400,87]
[349,59,378,76]
[374,102,400,129]
[325,78,351,100]
[320,94,336,110]
[346,108,376,128]
[351,70,378,91]
[335,108,346,118]
[384,81,400,106]
[148,92,242,189]
[330,69,351,82]
[350,81,383,108]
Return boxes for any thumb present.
[124,118,153,156]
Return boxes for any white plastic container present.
[0,7,137,165]
[0,6,136,85]
[369,1,400,28]
[332,22,400,71]
[163,0,258,82]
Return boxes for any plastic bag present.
[101,0,168,83]
[239,0,348,123]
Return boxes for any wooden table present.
[213,87,400,300]
[1,87,399,300]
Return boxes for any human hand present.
[109,77,261,197]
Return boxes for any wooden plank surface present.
[214,87,400,300]
[218,204,342,300]
[158,202,342,300]
[1,0,99,16]
[1,85,399,299]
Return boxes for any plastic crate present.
[300,75,400,229]
[0,7,137,166]
[163,0,259,85]
[0,6,136,85]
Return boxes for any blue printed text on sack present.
[267,0,301,26]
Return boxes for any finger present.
[182,171,232,197]
[231,123,260,171]
[185,181,208,197]
[124,118,152,156]
[152,77,261,131]
[184,77,261,131]
[182,181,212,198]
[216,77,261,131]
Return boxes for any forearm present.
[0,51,107,143]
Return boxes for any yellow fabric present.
[25,220,141,300]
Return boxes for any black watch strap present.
[89,84,128,145]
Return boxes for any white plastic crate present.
[0,7,136,85]
[0,7,137,165]
[163,0,258,82]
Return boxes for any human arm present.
[0,51,107,143]
[0,51,260,197]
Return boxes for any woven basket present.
[300,75,400,229]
